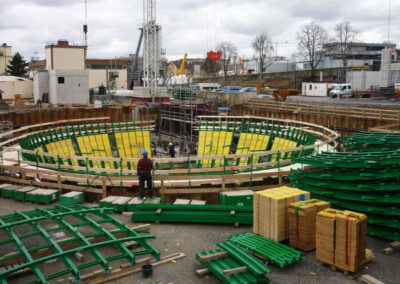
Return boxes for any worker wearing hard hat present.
[137,150,153,199]
[168,142,176,158]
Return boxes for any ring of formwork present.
[0,116,339,198]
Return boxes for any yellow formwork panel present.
[115,131,152,168]
[45,140,77,166]
[197,130,233,167]
[235,133,270,165]
[270,137,298,161]
[77,134,113,168]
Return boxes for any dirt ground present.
[0,199,399,284]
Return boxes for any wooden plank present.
[74,252,84,262]
[199,251,228,262]
[156,209,162,215]
[360,274,386,284]
[85,253,186,284]
[222,266,249,276]
[196,268,210,277]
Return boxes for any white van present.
[329,84,353,98]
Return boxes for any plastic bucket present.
[142,264,153,278]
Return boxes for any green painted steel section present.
[290,132,400,241]
[217,241,272,276]
[196,249,270,284]
[0,205,160,283]
[227,232,302,268]
[131,204,253,224]
[19,119,316,176]
[59,192,84,206]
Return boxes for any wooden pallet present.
[319,249,375,276]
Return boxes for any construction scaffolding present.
[159,102,218,153]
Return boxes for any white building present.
[33,40,89,104]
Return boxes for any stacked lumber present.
[288,199,330,251]
[316,208,367,273]
[253,186,310,241]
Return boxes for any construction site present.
[1,0,400,284]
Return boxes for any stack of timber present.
[0,184,59,204]
[290,133,400,241]
[316,209,367,274]
[288,199,330,251]
[253,186,310,242]
[131,204,253,224]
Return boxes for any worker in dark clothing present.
[137,150,153,199]
[168,142,176,158]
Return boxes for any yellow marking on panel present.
[45,140,76,165]
[197,130,233,167]
[76,135,111,168]
[235,133,270,165]
[115,131,151,168]
[270,137,298,161]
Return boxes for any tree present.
[6,52,28,77]
[216,41,237,80]
[252,32,274,78]
[332,21,357,81]
[297,22,328,81]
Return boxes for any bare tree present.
[252,32,274,78]
[217,41,237,80]
[297,22,328,80]
[332,21,357,81]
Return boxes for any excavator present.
[177,53,188,76]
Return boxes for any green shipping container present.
[26,188,59,204]
[14,186,36,202]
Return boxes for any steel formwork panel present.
[0,205,160,283]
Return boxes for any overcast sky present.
[1,0,399,62]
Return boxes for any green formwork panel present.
[0,183,13,195]
[219,190,253,208]
[14,186,36,202]
[26,188,59,204]
[127,197,162,212]
[196,249,270,284]
[131,204,253,224]
[59,191,84,206]
[99,195,119,208]
[99,196,133,212]
[1,185,23,199]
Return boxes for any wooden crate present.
[253,186,310,242]
[289,199,330,251]
[316,208,367,273]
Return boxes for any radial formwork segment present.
[20,121,153,171]
[15,117,326,177]
[0,205,159,283]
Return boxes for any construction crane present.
[177,53,188,75]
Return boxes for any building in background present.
[32,40,89,104]
[30,40,131,104]
[318,42,397,70]
[0,76,33,101]
[0,44,12,75]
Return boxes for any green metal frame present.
[19,119,317,177]
[0,205,160,283]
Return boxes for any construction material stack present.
[288,199,330,251]
[316,208,367,273]
[290,132,400,241]
[196,232,302,283]
[253,186,310,241]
